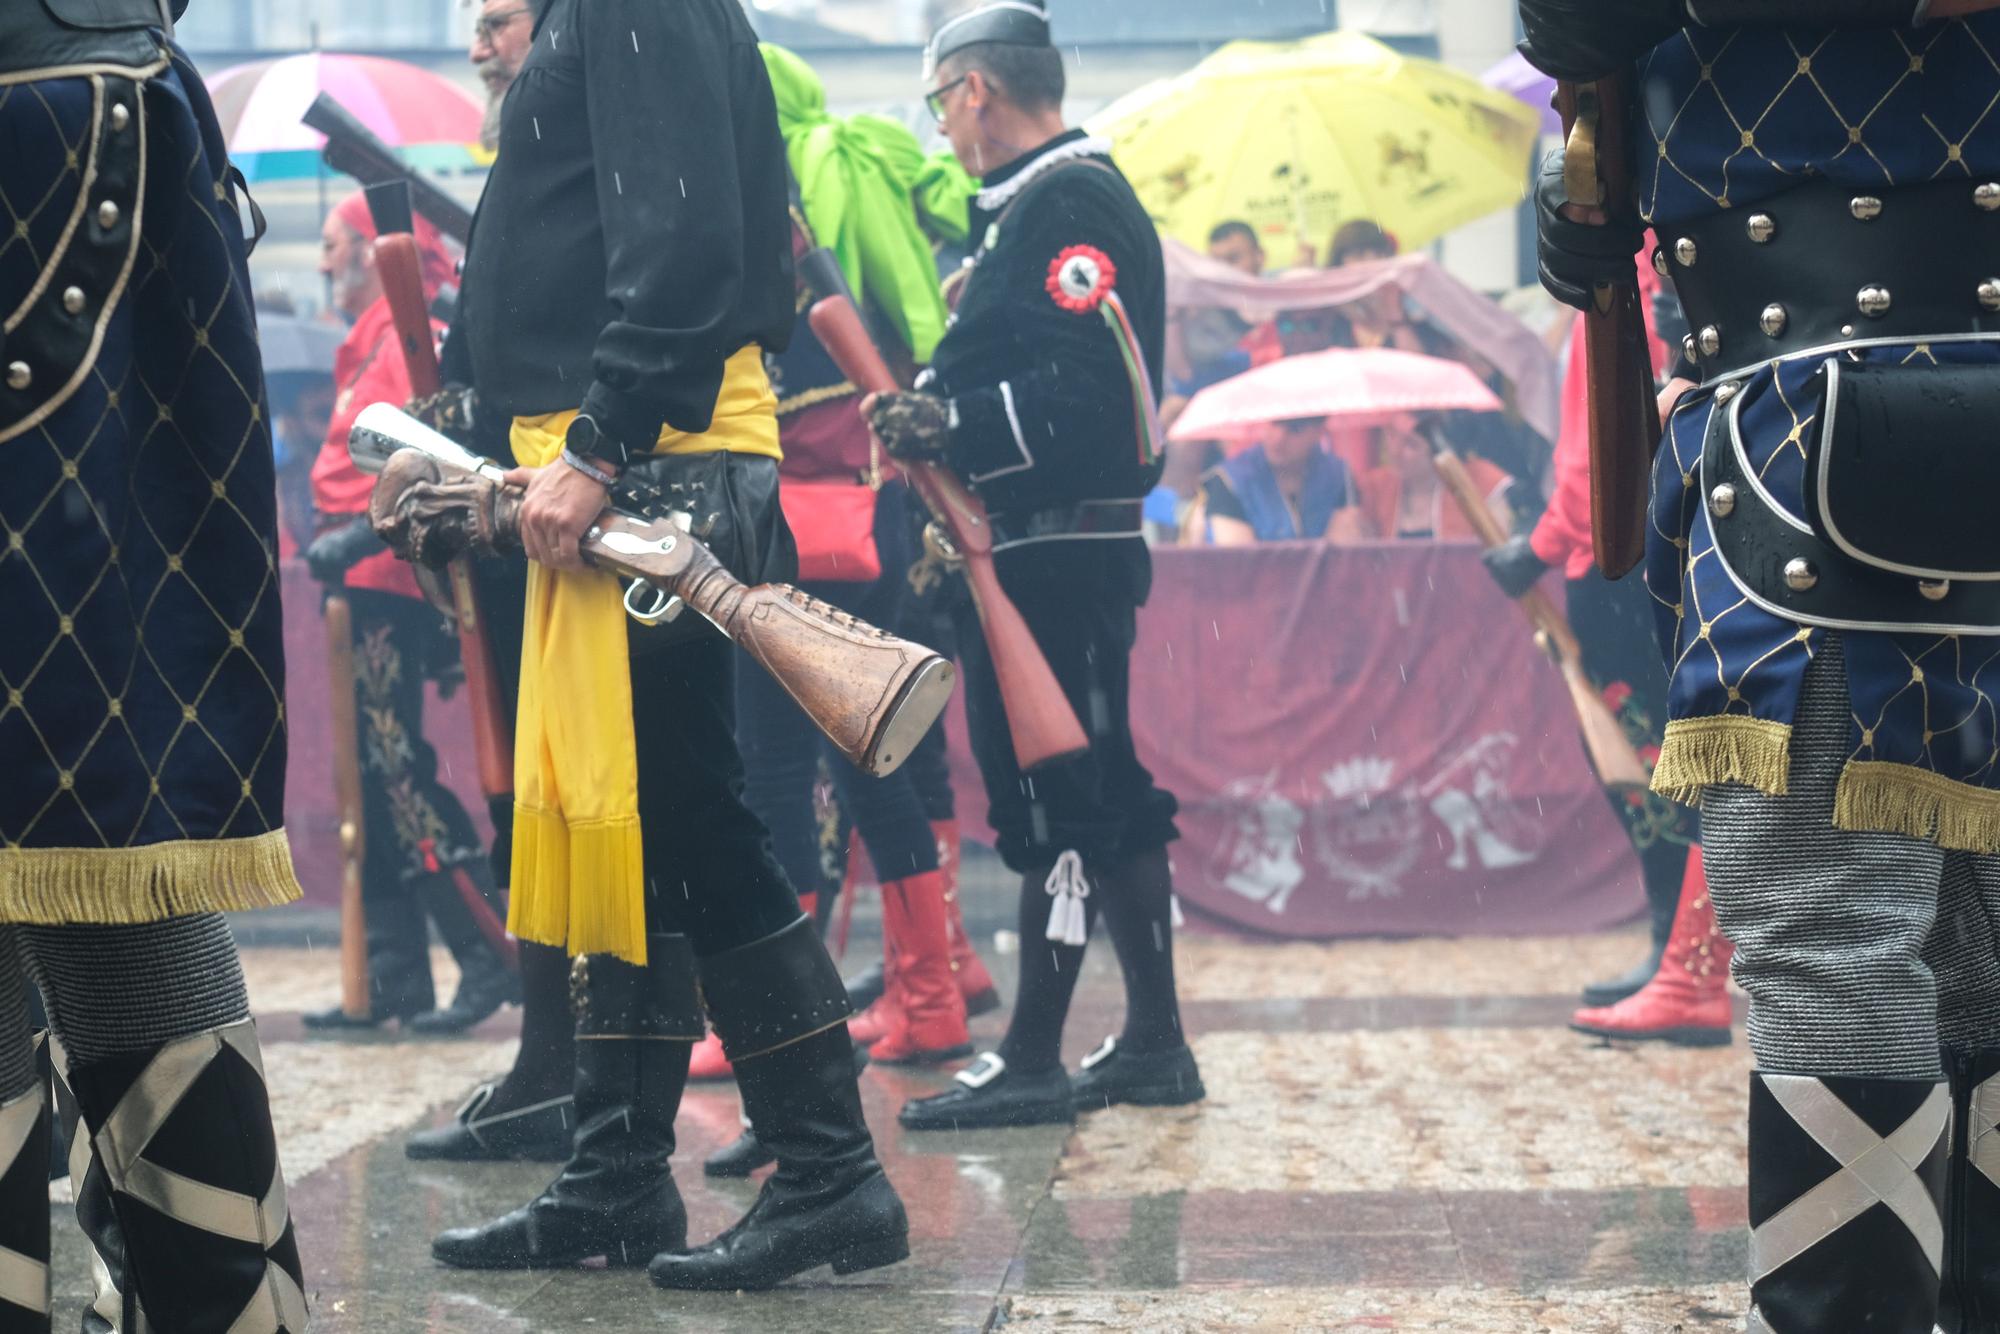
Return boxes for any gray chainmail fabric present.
[0,915,249,1098]
[0,934,34,1103]
[1704,636,2000,1078]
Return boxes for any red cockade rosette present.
[1046,244,1117,313]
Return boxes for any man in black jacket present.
[869,0,1204,1132]
[423,0,907,1292]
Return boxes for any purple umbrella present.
[1483,51,1561,138]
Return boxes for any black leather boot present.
[1071,1036,1205,1112]
[48,1035,133,1334]
[404,1080,574,1163]
[1747,1071,1948,1334]
[650,916,908,1291]
[844,959,887,1012]
[63,1020,308,1333]
[703,1124,774,1179]
[432,936,700,1270]
[0,1077,50,1332]
[408,862,522,1036]
[1940,1049,2000,1334]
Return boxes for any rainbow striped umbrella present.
[205,53,484,183]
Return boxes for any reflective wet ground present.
[47,879,1753,1332]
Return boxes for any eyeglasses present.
[925,76,968,124]
[474,7,530,42]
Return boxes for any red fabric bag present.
[780,481,881,583]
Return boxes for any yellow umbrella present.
[1088,31,1541,256]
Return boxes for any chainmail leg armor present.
[0,932,36,1104]
[21,914,250,1064]
[1702,635,2000,1079]
[1926,854,2000,1054]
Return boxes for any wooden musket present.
[803,282,1090,773]
[1433,444,1649,791]
[1556,74,1660,580]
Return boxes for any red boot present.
[869,870,973,1065]
[934,820,1001,1017]
[1571,849,1733,1047]
[848,943,898,1047]
[688,893,820,1081]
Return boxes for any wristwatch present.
[564,412,632,468]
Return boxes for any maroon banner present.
[282,562,490,908]
[945,543,1643,939]
[279,543,1644,939]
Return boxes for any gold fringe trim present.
[0,829,301,925]
[507,803,648,966]
[775,380,859,417]
[1651,716,1794,805]
[1835,761,2000,855]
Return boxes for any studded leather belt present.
[1660,177,2000,383]
[988,499,1143,553]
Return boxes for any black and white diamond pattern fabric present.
[1748,1072,1950,1334]
[0,1082,51,1324]
[0,50,299,923]
[76,1021,307,1333]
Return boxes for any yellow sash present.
[507,346,779,964]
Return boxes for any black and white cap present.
[923,1,1053,80]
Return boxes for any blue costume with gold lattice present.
[1641,18,2000,842]
[1529,11,2000,1333]
[0,4,307,1328]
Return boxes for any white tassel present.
[1044,849,1091,947]
[1170,894,1185,929]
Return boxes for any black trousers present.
[632,632,805,953]
[344,588,501,1012]
[954,546,1179,873]
[736,486,941,895]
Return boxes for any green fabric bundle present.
[760,43,967,362]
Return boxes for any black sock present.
[489,941,575,1111]
[1095,846,1186,1055]
[995,867,1098,1074]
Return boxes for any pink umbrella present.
[205,53,483,181]
[1170,347,1504,446]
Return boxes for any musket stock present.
[355,405,955,778]
[323,592,371,1019]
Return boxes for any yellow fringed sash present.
[506,347,779,965]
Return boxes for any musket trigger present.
[623,579,684,626]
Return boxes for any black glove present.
[1535,149,1648,312]
[1482,534,1551,600]
[305,516,388,585]
[1517,0,1683,82]
[866,392,952,463]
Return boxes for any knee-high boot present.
[1940,1049,2000,1333]
[63,1020,307,1333]
[407,858,521,1036]
[432,935,700,1269]
[866,872,971,1066]
[650,917,908,1291]
[0,1076,49,1333]
[1746,1072,1948,1333]
[406,940,575,1162]
[1570,848,1733,1047]
[47,1036,132,1334]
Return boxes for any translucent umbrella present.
[1170,346,1503,448]
[1089,30,1540,255]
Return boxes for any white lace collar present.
[974,135,1114,212]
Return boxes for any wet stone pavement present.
[48,874,1753,1332]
